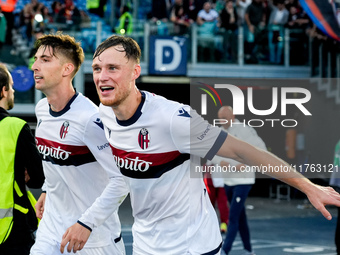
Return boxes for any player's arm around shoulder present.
[60,113,129,254]
[218,134,340,220]
[59,113,100,253]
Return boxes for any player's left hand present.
[60,222,91,253]
[305,183,340,220]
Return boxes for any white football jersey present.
[34,93,125,248]
[99,91,227,254]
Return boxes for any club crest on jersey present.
[60,121,70,139]
[138,128,150,150]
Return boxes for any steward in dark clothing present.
[0,64,44,255]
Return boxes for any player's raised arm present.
[217,133,340,220]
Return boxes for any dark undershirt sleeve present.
[16,124,45,189]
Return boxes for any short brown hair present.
[93,35,141,64]
[34,32,84,77]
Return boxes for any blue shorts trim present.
[201,242,222,255]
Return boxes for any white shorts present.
[132,247,221,255]
[30,234,125,255]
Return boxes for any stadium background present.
[1,0,340,253]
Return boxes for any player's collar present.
[49,92,79,117]
[116,91,145,126]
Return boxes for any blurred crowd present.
[151,0,339,66]
[0,0,87,48]
[143,0,336,64]
[0,0,339,65]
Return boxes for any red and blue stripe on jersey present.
[36,137,96,166]
[110,145,190,179]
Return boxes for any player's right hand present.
[35,192,46,219]
[60,223,91,253]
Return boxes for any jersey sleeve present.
[78,113,129,229]
[170,105,228,160]
[82,113,123,179]
[41,182,47,192]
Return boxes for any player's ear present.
[62,63,75,77]
[132,64,141,80]
[1,85,7,99]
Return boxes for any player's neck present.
[47,84,76,112]
[113,89,142,121]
